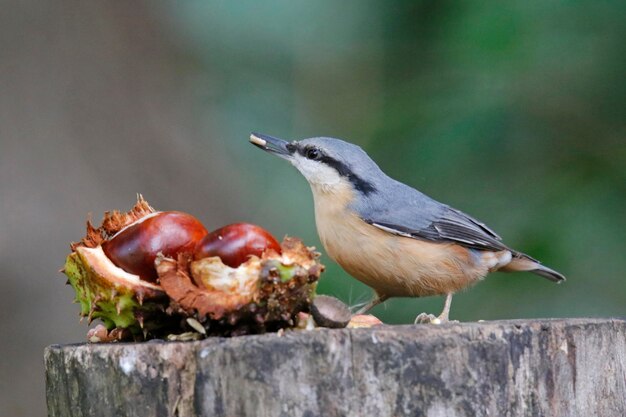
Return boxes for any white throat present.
[290,154,344,193]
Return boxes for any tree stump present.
[45,318,626,417]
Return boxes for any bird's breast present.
[311,187,490,297]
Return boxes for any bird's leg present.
[355,294,389,315]
[414,293,455,324]
[436,292,454,322]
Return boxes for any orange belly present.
[317,212,491,297]
[312,183,497,297]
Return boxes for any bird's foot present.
[414,313,458,325]
[414,313,439,324]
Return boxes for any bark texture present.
[45,318,626,417]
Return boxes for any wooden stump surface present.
[45,318,626,417]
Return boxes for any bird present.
[249,132,565,323]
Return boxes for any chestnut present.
[102,211,208,282]
[194,223,281,267]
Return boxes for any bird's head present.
[250,133,381,196]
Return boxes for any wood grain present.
[45,318,626,417]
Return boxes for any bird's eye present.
[305,148,321,160]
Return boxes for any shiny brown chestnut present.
[194,223,281,267]
[102,211,208,282]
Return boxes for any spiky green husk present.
[62,197,326,341]
[64,249,167,334]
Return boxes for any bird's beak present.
[249,132,293,158]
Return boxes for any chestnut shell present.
[103,211,208,282]
[194,223,281,267]
[64,197,326,341]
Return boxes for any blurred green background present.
[1,1,624,415]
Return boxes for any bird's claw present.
[414,313,459,325]
[414,313,438,324]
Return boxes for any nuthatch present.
[250,133,565,323]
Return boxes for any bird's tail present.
[501,254,566,283]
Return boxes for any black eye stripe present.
[324,157,376,195]
[294,143,376,194]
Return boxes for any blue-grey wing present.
[357,183,511,253]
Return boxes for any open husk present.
[62,197,325,341]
